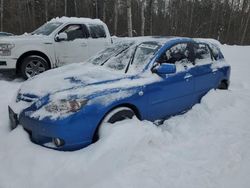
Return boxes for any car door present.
[54,24,89,66]
[87,24,111,56]
[146,42,196,121]
[192,43,219,98]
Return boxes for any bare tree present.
[45,0,48,21]
[74,0,78,16]
[241,4,250,44]
[64,0,67,16]
[140,0,145,36]
[0,0,3,31]
[114,0,118,35]
[103,0,106,22]
[127,0,133,37]
[148,0,153,35]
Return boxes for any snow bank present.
[0,45,250,188]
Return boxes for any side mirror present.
[152,63,176,75]
[55,32,68,42]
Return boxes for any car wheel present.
[96,107,135,139]
[218,80,229,90]
[20,55,49,79]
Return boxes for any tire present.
[96,107,135,140]
[218,80,229,90]
[20,55,49,79]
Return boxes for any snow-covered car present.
[0,17,111,79]
[0,32,13,37]
[8,37,231,151]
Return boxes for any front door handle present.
[212,68,218,74]
[184,73,193,80]
[81,43,87,47]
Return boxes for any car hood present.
[0,34,49,43]
[18,63,130,99]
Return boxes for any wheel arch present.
[218,79,229,90]
[16,51,52,73]
[92,103,141,142]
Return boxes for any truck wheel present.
[20,55,49,79]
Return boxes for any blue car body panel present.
[12,37,230,151]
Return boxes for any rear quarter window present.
[194,43,212,65]
[210,44,224,60]
[88,24,106,38]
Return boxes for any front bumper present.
[0,56,17,69]
[9,105,102,151]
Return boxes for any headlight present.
[0,43,15,56]
[45,99,88,114]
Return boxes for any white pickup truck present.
[0,17,112,79]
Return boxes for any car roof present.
[112,36,194,46]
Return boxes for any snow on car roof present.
[112,36,181,45]
[49,16,104,25]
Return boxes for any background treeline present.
[0,0,250,45]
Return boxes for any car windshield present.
[88,40,161,73]
[31,22,62,36]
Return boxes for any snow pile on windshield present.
[0,45,250,187]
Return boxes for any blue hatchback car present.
[9,37,230,151]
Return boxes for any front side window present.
[88,24,106,38]
[32,22,62,36]
[158,43,195,71]
[59,24,86,41]
[194,43,212,65]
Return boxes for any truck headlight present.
[45,99,88,114]
[0,43,15,56]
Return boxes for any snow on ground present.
[0,45,250,188]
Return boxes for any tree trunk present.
[148,0,153,35]
[189,0,194,35]
[141,0,145,36]
[127,0,133,37]
[103,0,106,22]
[114,0,118,35]
[45,0,48,21]
[95,0,98,18]
[241,6,250,45]
[226,0,235,41]
[0,0,3,31]
[64,0,67,16]
[74,0,78,16]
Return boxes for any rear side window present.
[194,43,212,65]
[210,44,223,60]
[88,24,106,38]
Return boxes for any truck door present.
[54,24,89,66]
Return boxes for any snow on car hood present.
[19,63,133,98]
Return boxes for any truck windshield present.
[88,40,161,73]
[31,22,62,36]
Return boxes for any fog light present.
[53,138,64,147]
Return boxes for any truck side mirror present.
[55,32,68,42]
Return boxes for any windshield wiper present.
[100,46,131,66]
[125,44,140,73]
